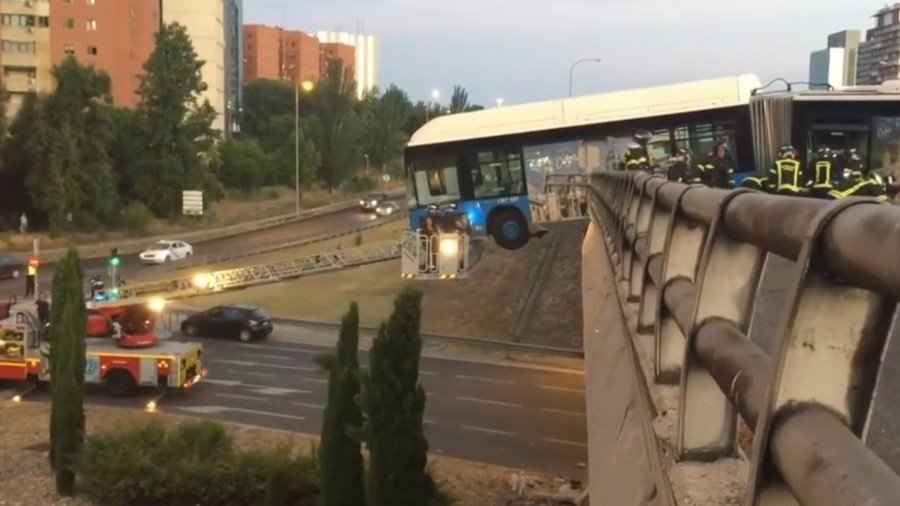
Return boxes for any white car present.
[375,201,400,216]
[139,240,193,264]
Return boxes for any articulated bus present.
[404,75,900,256]
[404,74,759,250]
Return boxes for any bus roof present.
[755,80,900,102]
[408,74,761,148]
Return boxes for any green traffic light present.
[110,257,121,267]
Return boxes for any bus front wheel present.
[489,209,529,250]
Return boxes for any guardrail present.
[588,172,900,505]
[13,189,405,264]
[125,241,400,299]
[149,211,406,274]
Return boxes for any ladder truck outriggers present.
[0,296,205,400]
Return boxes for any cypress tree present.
[317,302,365,506]
[359,287,429,506]
[48,249,86,495]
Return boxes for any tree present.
[449,85,469,114]
[107,107,149,202]
[253,114,320,188]
[23,58,119,230]
[0,92,43,221]
[216,138,269,192]
[241,79,311,139]
[360,85,412,172]
[311,59,361,190]
[316,302,365,506]
[136,22,220,218]
[48,249,87,495]
[359,287,429,506]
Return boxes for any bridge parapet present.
[586,172,900,505]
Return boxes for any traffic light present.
[109,248,121,267]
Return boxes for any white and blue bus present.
[404,75,900,255]
[403,74,760,250]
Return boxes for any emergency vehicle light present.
[439,237,459,257]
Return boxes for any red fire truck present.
[0,297,205,397]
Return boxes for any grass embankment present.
[187,232,549,341]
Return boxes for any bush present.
[117,202,154,232]
[343,174,376,194]
[79,420,319,506]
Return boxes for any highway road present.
[11,323,587,479]
[0,203,392,300]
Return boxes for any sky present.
[244,0,880,106]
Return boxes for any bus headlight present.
[439,237,459,258]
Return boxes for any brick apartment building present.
[243,24,355,85]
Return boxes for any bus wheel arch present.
[487,207,529,250]
[104,369,137,397]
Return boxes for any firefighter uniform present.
[806,148,837,199]
[623,145,650,172]
[668,149,700,183]
[740,173,770,192]
[701,143,736,189]
[768,146,804,196]
[828,154,889,202]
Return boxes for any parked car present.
[375,201,400,216]
[0,254,23,281]
[180,304,273,342]
[359,193,388,212]
[139,240,193,265]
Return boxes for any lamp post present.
[295,79,315,215]
[495,98,505,108]
[426,88,440,122]
[568,58,602,97]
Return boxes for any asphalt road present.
[9,324,587,478]
[0,204,392,300]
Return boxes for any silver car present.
[375,201,400,216]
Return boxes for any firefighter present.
[24,256,37,299]
[806,147,838,199]
[828,151,889,202]
[740,172,770,192]
[623,143,650,172]
[701,142,736,189]
[767,145,805,196]
[668,148,700,183]
[35,295,50,326]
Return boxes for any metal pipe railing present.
[586,170,900,506]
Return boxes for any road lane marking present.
[216,393,264,402]
[291,401,325,410]
[457,396,521,408]
[419,370,437,376]
[302,378,328,384]
[225,370,277,379]
[213,359,256,367]
[542,438,587,448]
[173,405,306,421]
[255,363,317,372]
[538,385,583,394]
[250,387,312,396]
[461,425,514,436]
[424,419,436,426]
[454,375,514,385]
[240,353,293,361]
[239,344,321,354]
[540,407,586,417]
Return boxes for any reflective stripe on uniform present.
[775,159,802,192]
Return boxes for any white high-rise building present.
[316,31,380,98]
[162,0,226,132]
[809,48,845,90]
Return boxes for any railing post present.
[628,176,663,302]
[654,186,710,384]
[676,189,768,460]
[637,182,678,333]
[748,199,896,505]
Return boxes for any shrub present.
[343,174,376,194]
[117,202,154,232]
[79,420,319,506]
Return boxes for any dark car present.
[359,192,388,212]
[181,304,273,342]
[0,254,23,281]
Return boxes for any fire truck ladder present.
[125,242,401,299]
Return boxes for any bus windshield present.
[410,153,460,206]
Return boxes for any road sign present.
[182,190,204,216]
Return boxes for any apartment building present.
[162,0,226,133]
[858,3,900,85]
[49,0,160,108]
[223,0,242,135]
[1,0,52,118]
[319,41,354,80]
[243,24,356,87]
[316,31,379,98]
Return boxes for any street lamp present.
[426,88,441,122]
[295,79,315,215]
[495,98,505,108]
[568,58,602,97]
